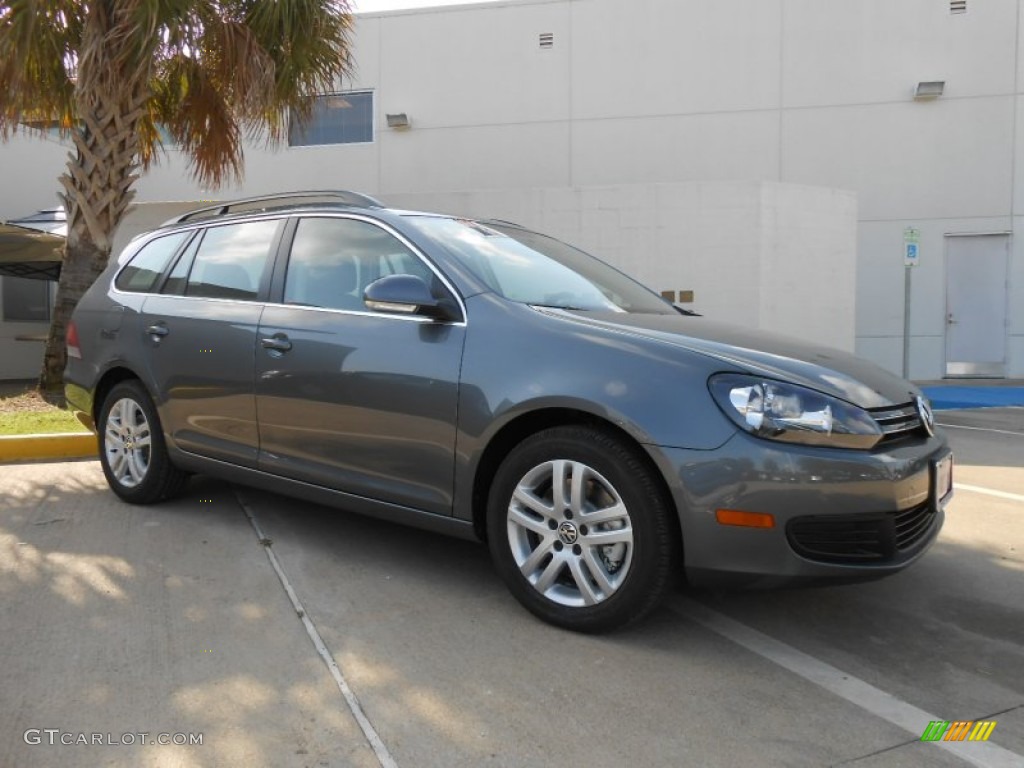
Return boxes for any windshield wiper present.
[529,303,590,311]
[673,304,702,317]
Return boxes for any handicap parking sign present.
[903,227,920,266]
[905,242,919,266]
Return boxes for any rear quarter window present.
[115,232,190,293]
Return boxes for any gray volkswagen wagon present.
[65,191,953,632]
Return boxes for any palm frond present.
[155,53,243,187]
[2,0,356,184]
[239,0,355,141]
[0,0,81,138]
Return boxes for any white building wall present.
[0,0,1021,378]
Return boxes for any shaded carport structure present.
[0,222,64,281]
[0,200,214,283]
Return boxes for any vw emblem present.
[915,395,935,437]
[557,521,579,545]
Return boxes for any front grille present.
[787,515,888,562]
[869,403,924,444]
[894,501,935,550]
[787,502,936,565]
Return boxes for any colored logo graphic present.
[920,720,997,742]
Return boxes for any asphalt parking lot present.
[1,408,1022,768]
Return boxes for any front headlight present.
[709,374,883,450]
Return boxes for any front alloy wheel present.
[488,426,677,632]
[508,460,633,607]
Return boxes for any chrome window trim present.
[135,293,265,309]
[111,212,286,295]
[137,293,454,325]
[110,210,468,326]
[262,300,463,326]
[111,230,194,292]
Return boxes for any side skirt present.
[169,447,480,543]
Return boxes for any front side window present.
[284,217,435,312]
[288,91,374,146]
[115,232,189,293]
[185,220,280,300]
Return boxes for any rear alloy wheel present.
[488,426,676,632]
[98,380,188,504]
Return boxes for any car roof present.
[162,190,386,226]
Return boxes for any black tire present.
[487,425,677,632]
[98,380,189,504]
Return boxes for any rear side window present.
[185,220,281,300]
[115,233,189,293]
[283,217,434,312]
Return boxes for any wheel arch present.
[92,365,149,425]
[470,407,681,550]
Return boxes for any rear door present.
[140,218,284,466]
[255,215,465,515]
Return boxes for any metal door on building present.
[944,234,1009,377]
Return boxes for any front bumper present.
[647,430,952,588]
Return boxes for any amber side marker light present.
[715,509,776,529]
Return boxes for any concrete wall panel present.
[571,0,781,119]
[784,0,1017,108]
[783,97,1014,221]
[572,111,780,186]
[379,2,571,129]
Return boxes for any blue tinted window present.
[289,92,374,146]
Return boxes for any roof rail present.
[165,190,384,225]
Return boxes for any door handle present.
[261,335,292,352]
[146,323,169,338]
[946,313,958,325]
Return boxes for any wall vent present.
[539,32,554,49]
[950,0,967,14]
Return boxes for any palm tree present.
[0,0,355,399]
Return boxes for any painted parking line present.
[953,484,1024,504]
[937,423,1024,437]
[235,491,398,768]
[672,598,1024,768]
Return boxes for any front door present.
[255,216,465,515]
[945,234,1009,377]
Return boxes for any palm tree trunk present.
[37,6,149,400]
[38,237,108,404]
[37,108,144,400]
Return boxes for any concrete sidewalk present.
[0,462,376,768]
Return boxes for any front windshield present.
[405,217,675,314]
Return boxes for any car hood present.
[544,309,921,409]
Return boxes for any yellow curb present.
[0,432,98,463]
